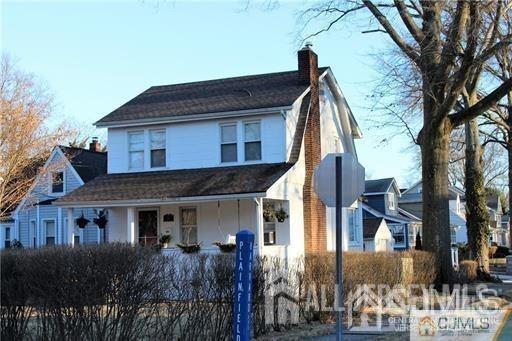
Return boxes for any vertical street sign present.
[313,153,365,341]
[233,230,254,341]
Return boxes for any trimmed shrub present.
[458,260,478,283]
[1,245,437,339]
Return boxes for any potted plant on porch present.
[159,234,172,248]
[93,210,108,229]
[176,226,201,253]
[275,207,288,222]
[76,212,90,229]
[213,241,236,253]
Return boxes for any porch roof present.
[54,163,293,206]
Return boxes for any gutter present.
[53,192,267,208]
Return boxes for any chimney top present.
[304,41,314,49]
[297,44,318,85]
[89,137,101,152]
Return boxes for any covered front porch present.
[60,196,301,259]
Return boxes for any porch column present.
[57,208,62,245]
[67,208,74,247]
[255,198,264,255]
[127,207,136,245]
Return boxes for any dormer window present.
[150,129,166,168]
[244,121,261,161]
[128,131,144,169]
[388,193,395,210]
[221,124,237,163]
[51,172,64,193]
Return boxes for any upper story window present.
[221,124,237,163]
[51,172,64,193]
[128,131,144,169]
[388,193,395,210]
[150,129,166,168]
[244,122,261,161]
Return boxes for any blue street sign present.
[232,230,254,341]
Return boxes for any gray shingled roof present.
[363,218,384,239]
[364,178,395,194]
[55,163,293,204]
[59,146,107,183]
[95,68,329,125]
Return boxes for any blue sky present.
[2,0,418,186]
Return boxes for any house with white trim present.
[0,141,107,249]
[52,46,365,258]
[362,178,421,250]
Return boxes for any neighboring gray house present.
[399,181,510,247]
[1,141,107,249]
[399,181,466,245]
[363,178,421,250]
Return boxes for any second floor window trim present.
[220,123,238,163]
[51,171,65,194]
[388,192,395,210]
[150,129,166,168]
[244,121,261,161]
[128,131,145,170]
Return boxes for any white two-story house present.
[54,46,364,258]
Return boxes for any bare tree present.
[298,1,512,282]
[0,55,75,218]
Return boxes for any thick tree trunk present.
[464,119,490,273]
[508,118,512,248]
[420,117,454,284]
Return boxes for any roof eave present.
[94,105,293,128]
[53,192,267,208]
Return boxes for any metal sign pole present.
[335,156,343,341]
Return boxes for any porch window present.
[150,129,166,168]
[180,207,198,244]
[451,227,457,244]
[30,220,36,247]
[74,235,80,245]
[44,220,55,246]
[244,122,261,161]
[264,202,276,245]
[4,227,11,248]
[128,131,144,169]
[221,124,237,163]
[51,172,64,193]
[348,208,357,242]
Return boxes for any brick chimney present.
[299,43,327,253]
[89,137,101,152]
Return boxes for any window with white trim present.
[128,131,144,169]
[388,193,395,210]
[348,208,357,242]
[150,129,166,168]
[30,220,36,248]
[4,227,11,248]
[221,124,237,163]
[44,220,56,246]
[51,172,64,193]
[244,122,261,161]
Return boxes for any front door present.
[138,210,158,246]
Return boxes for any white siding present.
[107,113,286,174]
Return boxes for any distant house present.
[487,195,509,247]
[400,181,466,245]
[399,181,510,247]
[1,141,107,249]
[363,178,421,250]
[51,46,365,259]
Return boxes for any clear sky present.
[2,0,419,186]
